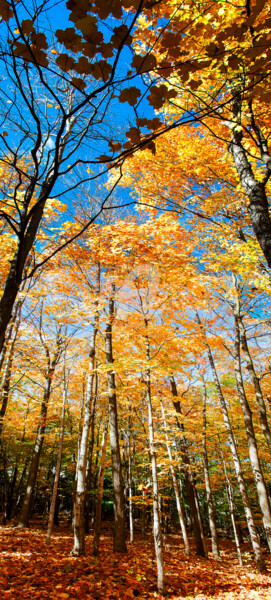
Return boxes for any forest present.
[0,0,271,599]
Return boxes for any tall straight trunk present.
[72,266,100,556]
[0,281,25,375]
[84,371,99,534]
[72,337,97,554]
[127,409,134,544]
[228,89,271,268]
[0,298,22,437]
[18,334,62,528]
[46,370,68,544]
[219,439,243,566]
[206,341,266,572]
[93,418,108,556]
[145,322,164,595]
[106,287,127,553]
[160,397,190,556]
[72,380,86,525]
[235,301,271,454]
[232,288,271,551]
[170,375,207,557]
[201,382,220,559]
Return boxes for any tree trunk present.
[17,334,62,528]
[46,369,67,544]
[93,418,108,556]
[84,371,98,534]
[232,285,271,551]
[235,306,271,455]
[127,410,134,544]
[106,287,127,553]
[219,439,243,566]
[145,324,164,595]
[228,90,271,268]
[72,345,97,554]
[160,397,190,556]
[170,375,207,557]
[206,341,266,572]
[201,382,220,559]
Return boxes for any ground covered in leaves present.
[1,519,271,599]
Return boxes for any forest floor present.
[0,518,271,600]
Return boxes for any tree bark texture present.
[170,375,207,557]
[160,397,190,556]
[202,382,220,559]
[206,342,266,572]
[18,334,62,528]
[106,289,127,553]
[145,324,164,595]
[232,290,271,551]
[93,419,108,556]
[46,370,67,544]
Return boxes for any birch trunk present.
[201,382,220,559]
[206,342,266,572]
[93,418,108,556]
[145,324,164,595]
[235,304,271,454]
[127,409,134,543]
[72,341,97,554]
[72,266,100,555]
[228,90,271,267]
[219,440,243,566]
[232,289,271,551]
[160,397,190,556]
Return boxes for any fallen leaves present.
[0,521,271,600]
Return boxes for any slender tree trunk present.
[72,266,100,556]
[72,344,97,554]
[235,303,271,454]
[219,439,243,566]
[84,371,98,534]
[0,298,22,436]
[232,289,271,551]
[160,397,190,556]
[206,341,266,572]
[228,90,271,268]
[127,410,134,544]
[93,418,108,556]
[170,375,206,557]
[46,370,68,544]
[106,287,127,553]
[201,382,220,559]
[145,323,164,595]
[18,335,62,528]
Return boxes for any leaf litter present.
[0,520,271,599]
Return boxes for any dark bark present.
[106,288,127,553]
[170,376,207,557]
[229,91,271,267]
[17,331,62,528]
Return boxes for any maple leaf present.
[118,87,141,106]
[56,27,82,51]
[111,24,132,48]
[0,0,13,21]
[56,53,75,72]
[131,53,157,73]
